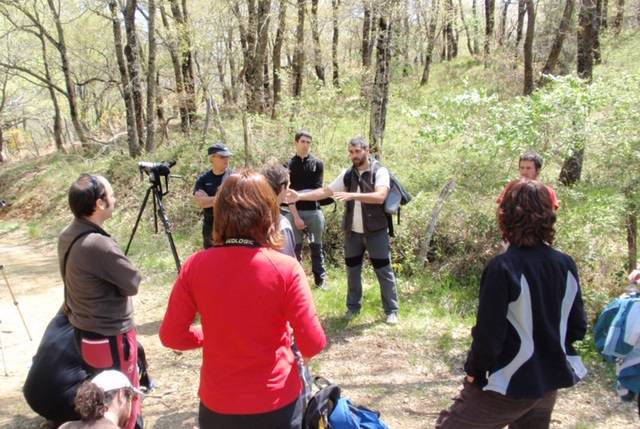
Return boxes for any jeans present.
[287,209,327,285]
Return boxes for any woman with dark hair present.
[59,370,140,429]
[436,180,587,429]
[159,170,326,429]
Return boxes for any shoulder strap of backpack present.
[62,229,107,315]
[343,166,356,189]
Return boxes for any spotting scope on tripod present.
[125,160,182,273]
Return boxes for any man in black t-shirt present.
[194,143,232,248]
[286,130,327,288]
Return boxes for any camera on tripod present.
[138,160,176,189]
[127,159,182,272]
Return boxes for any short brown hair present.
[261,162,290,195]
[498,180,556,247]
[213,169,282,249]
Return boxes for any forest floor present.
[0,227,638,429]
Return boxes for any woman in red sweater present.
[159,170,326,429]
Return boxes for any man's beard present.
[352,156,366,168]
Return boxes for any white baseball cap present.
[91,370,143,395]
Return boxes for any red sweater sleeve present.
[284,262,326,358]
[159,258,204,350]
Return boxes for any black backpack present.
[302,377,342,429]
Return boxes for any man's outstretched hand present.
[333,191,355,202]
[285,189,300,204]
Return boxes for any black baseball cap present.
[207,143,232,157]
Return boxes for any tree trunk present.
[559,147,584,185]
[472,0,480,54]
[160,2,190,133]
[601,0,609,27]
[523,0,535,95]
[577,0,597,82]
[168,0,196,121]
[370,16,392,156]
[292,0,306,97]
[627,196,638,271]
[420,0,440,86]
[46,0,86,146]
[459,0,476,56]
[484,0,495,67]
[362,0,373,67]
[0,126,4,162]
[155,71,166,144]
[123,0,145,149]
[244,0,271,112]
[108,0,141,157]
[613,0,624,34]
[540,0,575,84]
[38,28,64,151]
[145,0,157,153]
[332,0,341,86]
[445,0,457,60]
[499,0,511,46]
[227,29,239,103]
[516,0,526,45]
[594,0,603,64]
[272,0,287,117]
[311,0,325,83]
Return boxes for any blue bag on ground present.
[329,398,390,429]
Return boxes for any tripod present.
[125,171,181,273]
[1,264,33,376]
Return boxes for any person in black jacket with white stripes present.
[436,179,587,429]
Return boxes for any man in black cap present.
[194,143,233,248]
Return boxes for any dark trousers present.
[74,327,142,429]
[436,380,557,429]
[198,395,304,429]
[344,230,399,315]
[203,219,213,249]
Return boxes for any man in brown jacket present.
[58,174,142,429]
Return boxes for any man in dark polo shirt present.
[194,143,232,248]
[58,174,142,429]
[286,130,327,288]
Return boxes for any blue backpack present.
[303,376,390,429]
[329,398,390,429]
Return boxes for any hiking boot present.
[385,313,399,325]
[344,309,360,320]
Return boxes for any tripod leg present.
[125,187,153,255]
[0,266,32,341]
[0,327,8,376]
[153,190,182,273]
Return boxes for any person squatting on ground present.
[159,170,326,429]
[436,179,587,429]
[261,161,297,258]
[59,370,142,429]
[287,137,400,325]
[498,151,560,211]
[57,174,143,429]
[193,143,233,249]
[286,130,328,288]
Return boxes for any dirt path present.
[0,229,638,428]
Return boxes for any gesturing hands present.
[285,189,300,204]
[333,191,355,202]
